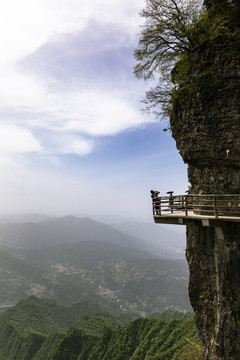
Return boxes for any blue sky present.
[0,0,188,220]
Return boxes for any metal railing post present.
[213,195,218,218]
[185,196,188,216]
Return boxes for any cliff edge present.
[171,1,240,358]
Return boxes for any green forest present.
[0,216,198,358]
[0,296,202,360]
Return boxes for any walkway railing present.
[152,194,240,218]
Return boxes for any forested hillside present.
[0,296,130,360]
[0,240,191,314]
[0,216,195,358]
[0,297,201,360]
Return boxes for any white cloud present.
[42,133,96,156]
[69,138,94,156]
[0,68,152,157]
[0,0,53,63]
[0,0,145,63]
[60,91,148,136]
[0,156,17,168]
[19,90,149,135]
[0,0,148,160]
[0,124,41,155]
[0,82,151,150]
[0,65,46,108]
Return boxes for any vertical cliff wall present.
[171,7,240,359]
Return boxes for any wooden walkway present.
[152,193,240,225]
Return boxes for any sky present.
[0,0,188,221]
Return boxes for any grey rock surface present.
[171,35,240,360]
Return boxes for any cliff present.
[171,1,240,358]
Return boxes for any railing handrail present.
[157,194,240,198]
[152,193,240,218]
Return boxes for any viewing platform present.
[151,192,240,227]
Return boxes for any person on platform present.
[150,190,160,215]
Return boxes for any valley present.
[0,216,190,314]
[0,215,197,359]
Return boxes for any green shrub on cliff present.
[134,0,240,124]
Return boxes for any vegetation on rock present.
[134,0,240,126]
[0,297,202,360]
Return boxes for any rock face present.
[171,16,240,360]
[186,223,240,359]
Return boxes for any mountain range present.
[0,215,186,258]
[0,215,196,358]
[0,215,190,314]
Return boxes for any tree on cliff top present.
[134,0,203,117]
[134,0,202,80]
[134,0,240,120]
